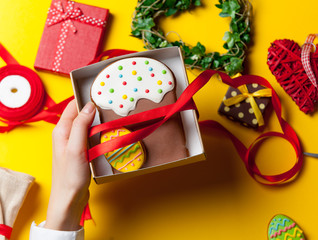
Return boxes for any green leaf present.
[165,0,177,8]
[227,37,235,48]
[194,0,201,6]
[225,57,243,76]
[131,29,141,37]
[165,8,178,16]
[159,40,168,48]
[222,31,231,42]
[183,45,191,55]
[192,42,206,56]
[184,58,195,65]
[218,0,240,19]
[230,21,238,32]
[242,33,250,43]
[133,18,155,30]
[213,59,220,68]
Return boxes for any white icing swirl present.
[91,57,175,116]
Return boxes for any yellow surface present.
[1,0,318,239]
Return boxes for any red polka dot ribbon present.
[0,43,73,132]
[87,67,303,185]
[0,224,12,239]
[46,0,107,72]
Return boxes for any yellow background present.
[0,0,318,239]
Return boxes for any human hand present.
[45,100,96,231]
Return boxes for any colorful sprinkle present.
[133,88,138,92]
[132,61,136,65]
[148,67,153,71]
[106,74,110,78]
[129,97,134,102]
[118,66,123,70]
[168,81,172,85]
[132,70,137,75]
[162,70,167,74]
[123,95,127,99]
[158,89,163,93]
[109,88,114,93]
[145,60,149,65]
[119,74,123,78]
[157,80,162,85]
[151,73,155,77]
[137,76,142,81]
[119,104,123,108]
[98,91,101,95]
[108,100,113,104]
[122,81,127,85]
[145,89,149,93]
[100,82,105,86]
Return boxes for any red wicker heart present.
[267,39,318,113]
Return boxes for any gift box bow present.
[223,84,272,126]
[46,0,106,32]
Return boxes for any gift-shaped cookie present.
[90,57,188,172]
[218,84,272,128]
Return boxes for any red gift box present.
[34,0,109,75]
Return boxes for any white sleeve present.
[29,221,84,240]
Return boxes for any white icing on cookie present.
[0,75,31,108]
[91,57,175,116]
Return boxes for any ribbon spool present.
[0,43,73,132]
[0,64,45,121]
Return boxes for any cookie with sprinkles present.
[91,56,188,170]
[100,128,146,173]
[91,57,175,116]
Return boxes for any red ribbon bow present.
[47,1,82,33]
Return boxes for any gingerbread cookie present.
[91,57,188,170]
[91,57,175,116]
[268,214,305,240]
[100,128,146,172]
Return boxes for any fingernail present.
[82,102,95,114]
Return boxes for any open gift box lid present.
[70,47,206,184]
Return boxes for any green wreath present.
[131,0,252,76]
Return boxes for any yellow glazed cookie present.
[100,127,146,172]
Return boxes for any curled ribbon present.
[0,224,12,239]
[223,84,272,126]
[86,66,302,185]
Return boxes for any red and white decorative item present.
[267,34,318,114]
[0,43,73,132]
[34,0,109,75]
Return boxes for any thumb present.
[67,102,96,151]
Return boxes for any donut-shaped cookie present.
[91,57,175,116]
[100,127,146,172]
[0,65,45,121]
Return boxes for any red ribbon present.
[0,43,74,132]
[0,224,12,239]
[80,203,93,227]
[87,69,303,185]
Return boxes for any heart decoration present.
[268,214,305,240]
[267,38,318,113]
